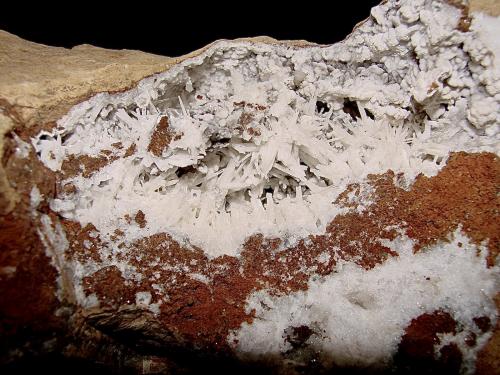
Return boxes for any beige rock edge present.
[0,32,315,214]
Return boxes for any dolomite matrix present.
[1,0,499,373]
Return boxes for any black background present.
[1,1,380,57]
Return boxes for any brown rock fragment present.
[135,210,147,228]
[396,311,460,373]
[148,116,173,157]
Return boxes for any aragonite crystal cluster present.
[1,0,499,373]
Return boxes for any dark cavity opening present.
[316,100,330,114]
[176,166,197,179]
[342,98,361,120]
[365,108,375,120]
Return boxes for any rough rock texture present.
[0,32,313,214]
[470,0,500,16]
[1,1,499,374]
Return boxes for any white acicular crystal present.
[32,0,499,258]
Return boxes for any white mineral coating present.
[31,0,500,258]
[228,231,499,373]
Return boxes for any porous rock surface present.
[1,1,499,374]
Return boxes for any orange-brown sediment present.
[78,152,499,349]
